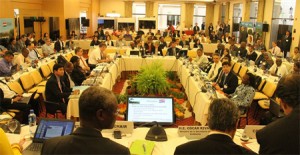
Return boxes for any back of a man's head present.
[79,86,117,129]
[208,98,239,132]
[276,74,300,108]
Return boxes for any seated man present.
[269,57,288,77]
[238,42,248,58]
[41,86,130,154]
[207,53,222,81]
[174,98,256,154]
[193,48,208,66]
[42,38,55,57]
[256,74,300,154]
[179,35,190,49]
[0,52,14,76]
[45,64,72,114]
[88,43,111,65]
[13,48,31,70]
[166,41,180,56]
[70,56,86,86]
[213,61,238,95]
[245,45,258,62]
[229,73,256,115]
[292,47,300,62]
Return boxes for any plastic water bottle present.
[28,109,36,137]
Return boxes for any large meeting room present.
[0,0,299,154]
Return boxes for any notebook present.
[23,118,75,155]
[269,98,285,118]
[130,140,155,155]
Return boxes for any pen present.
[142,143,146,154]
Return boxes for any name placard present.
[244,125,265,139]
[102,121,134,134]
[178,126,210,139]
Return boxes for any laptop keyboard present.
[27,143,43,151]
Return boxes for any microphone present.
[145,121,167,141]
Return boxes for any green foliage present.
[166,71,176,81]
[170,91,185,99]
[135,61,170,95]
[116,94,127,104]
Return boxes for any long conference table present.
[67,56,222,126]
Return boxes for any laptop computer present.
[269,98,285,118]
[17,90,37,104]
[10,64,18,75]
[23,118,75,155]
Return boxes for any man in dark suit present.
[166,42,180,56]
[245,45,258,61]
[239,42,248,58]
[174,98,256,154]
[239,26,248,43]
[179,35,190,49]
[65,36,75,50]
[213,62,238,94]
[229,39,239,57]
[54,36,64,52]
[193,23,200,35]
[42,86,130,154]
[158,36,167,49]
[256,74,300,154]
[144,37,155,55]
[45,64,72,114]
[215,43,225,56]
[281,31,292,58]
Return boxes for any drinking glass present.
[7,119,18,133]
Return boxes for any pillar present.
[146,1,154,17]
[185,3,194,29]
[124,1,133,18]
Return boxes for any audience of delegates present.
[41,86,130,154]
[166,42,180,56]
[0,52,14,76]
[207,53,222,81]
[245,44,258,61]
[54,36,65,52]
[270,41,282,57]
[174,98,256,154]
[269,57,288,77]
[45,64,72,115]
[70,56,86,86]
[213,61,238,94]
[0,128,25,155]
[257,74,299,154]
[292,47,300,62]
[42,38,55,57]
[228,72,256,115]
[193,48,208,66]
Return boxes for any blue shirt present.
[0,58,13,76]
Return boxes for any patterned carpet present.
[38,79,260,128]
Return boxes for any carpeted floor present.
[38,79,260,128]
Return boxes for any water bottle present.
[28,109,36,137]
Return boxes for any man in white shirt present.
[194,48,208,66]
[28,42,41,61]
[75,47,90,72]
[42,38,54,57]
[13,48,31,69]
[208,53,222,81]
[269,57,288,77]
[88,43,110,65]
[270,41,282,57]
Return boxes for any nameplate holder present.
[244,125,265,139]
[178,126,210,139]
[102,121,134,134]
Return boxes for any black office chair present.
[44,101,64,118]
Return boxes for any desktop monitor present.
[126,96,175,126]
[130,50,140,56]
[179,49,188,57]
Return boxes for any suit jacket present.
[246,52,258,62]
[216,70,238,94]
[45,74,71,104]
[215,49,224,56]
[193,26,200,34]
[158,41,167,49]
[0,88,11,106]
[41,127,130,154]
[179,40,190,48]
[71,67,86,86]
[167,47,180,56]
[174,134,256,154]
[256,105,299,154]
[281,35,292,52]
[239,48,248,58]
[54,40,64,52]
[144,42,155,55]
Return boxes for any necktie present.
[80,57,88,68]
[57,79,65,103]
[216,71,224,84]
[210,64,217,78]
[275,67,278,75]
[34,49,39,59]
[223,74,227,85]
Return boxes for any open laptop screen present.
[33,119,75,142]
[126,96,174,125]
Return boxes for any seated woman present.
[90,36,100,46]
[194,39,203,50]
[105,35,114,47]
[70,56,86,86]
[228,72,256,115]
[220,48,231,63]
[0,128,24,155]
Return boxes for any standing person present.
[256,74,300,154]
[201,22,205,30]
[41,86,130,154]
[193,23,200,35]
[239,26,248,43]
[208,23,214,35]
[281,31,292,58]
[174,98,256,154]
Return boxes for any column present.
[146,1,154,17]
[224,2,230,23]
[185,3,194,31]
[205,3,214,35]
[244,0,251,21]
[124,1,133,18]
[256,0,265,22]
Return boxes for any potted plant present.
[135,61,170,96]
[116,94,127,115]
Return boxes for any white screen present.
[126,97,174,125]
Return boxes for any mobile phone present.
[113,130,122,139]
